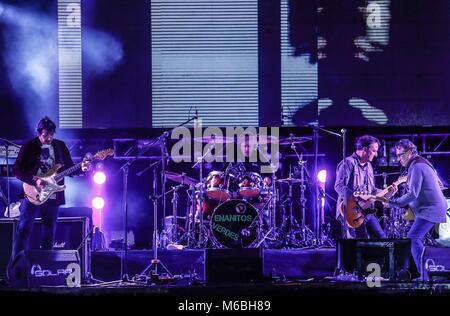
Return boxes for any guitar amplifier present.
[32,216,91,282]
[9,250,81,288]
[0,217,91,282]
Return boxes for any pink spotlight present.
[317,170,327,184]
[93,171,106,185]
[92,197,105,209]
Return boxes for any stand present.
[308,124,346,242]
[137,132,173,282]
[290,136,315,246]
[192,142,216,248]
[0,138,21,218]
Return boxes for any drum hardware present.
[193,135,235,144]
[192,138,221,248]
[277,172,303,248]
[278,136,312,146]
[165,171,197,186]
[163,184,185,246]
[176,184,200,248]
[252,145,279,247]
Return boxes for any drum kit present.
[161,134,320,249]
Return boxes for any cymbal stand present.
[290,139,315,246]
[179,184,197,248]
[165,184,184,246]
[192,141,216,248]
[297,160,315,246]
[278,171,301,248]
[254,193,277,248]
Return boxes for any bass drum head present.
[210,199,257,248]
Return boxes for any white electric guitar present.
[23,149,113,205]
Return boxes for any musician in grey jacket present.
[335,135,386,238]
[388,139,447,278]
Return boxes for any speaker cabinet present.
[206,248,263,282]
[9,250,80,288]
[337,239,419,281]
[0,217,90,281]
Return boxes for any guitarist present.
[10,117,92,262]
[386,139,447,278]
[335,135,390,238]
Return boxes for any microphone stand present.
[134,115,197,283]
[0,138,21,219]
[307,124,346,245]
[115,132,167,282]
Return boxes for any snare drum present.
[206,171,234,201]
[238,172,262,199]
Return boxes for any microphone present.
[194,109,198,120]
[341,128,346,134]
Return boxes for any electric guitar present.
[339,176,407,229]
[23,149,113,205]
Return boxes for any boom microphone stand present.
[308,124,346,243]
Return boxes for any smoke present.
[0,2,124,130]
[83,28,124,77]
[0,3,58,132]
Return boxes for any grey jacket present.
[389,155,447,223]
[334,153,377,218]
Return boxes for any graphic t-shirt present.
[38,144,56,199]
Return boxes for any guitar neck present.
[375,179,403,198]
[54,162,82,182]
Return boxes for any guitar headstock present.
[93,149,114,161]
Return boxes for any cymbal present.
[278,136,312,146]
[193,136,235,144]
[165,171,197,186]
[277,177,304,184]
[194,135,280,144]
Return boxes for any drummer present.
[226,136,272,197]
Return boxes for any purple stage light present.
[93,171,106,185]
[92,197,105,209]
[317,170,327,184]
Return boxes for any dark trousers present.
[12,198,59,259]
[352,214,386,239]
[407,217,435,278]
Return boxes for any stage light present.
[92,197,105,209]
[93,171,106,185]
[317,170,327,184]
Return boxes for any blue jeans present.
[352,214,386,239]
[407,217,435,278]
[12,198,59,259]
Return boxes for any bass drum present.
[210,199,258,248]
